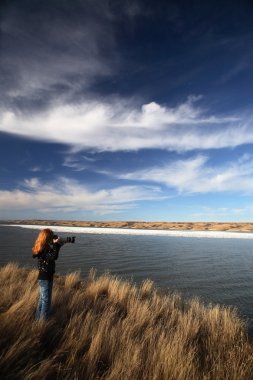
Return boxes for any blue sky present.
[1,0,253,221]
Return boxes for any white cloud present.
[1,96,250,152]
[0,177,165,215]
[119,154,253,194]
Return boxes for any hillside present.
[0,263,252,379]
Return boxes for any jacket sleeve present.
[47,243,61,260]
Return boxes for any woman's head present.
[32,228,54,255]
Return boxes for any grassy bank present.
[0,263,252,380]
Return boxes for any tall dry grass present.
[0,263,252,380]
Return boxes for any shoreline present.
[5,223,253,239]
[2,219,253,232]
[0,219,253,235]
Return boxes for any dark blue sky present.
[1,0,253,221]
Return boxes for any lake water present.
[1,224,253,335]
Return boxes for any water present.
[1,224,253,335]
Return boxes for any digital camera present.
[53,235,76,244]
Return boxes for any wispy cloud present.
[191,206,253,220]
[0,1,118,110]
[62,156,90,172]
[119,154,253,194]
[1,96,250,152]
[0,177,165,215]
[62,154,98,171]
[29,165,54,173]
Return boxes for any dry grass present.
[0,263,252,380]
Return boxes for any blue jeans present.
[35,279,53,320]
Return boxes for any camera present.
[53,235,76,244]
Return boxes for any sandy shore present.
[2,219,253,232]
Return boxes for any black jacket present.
[33,243,61,280]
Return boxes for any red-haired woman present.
[32,228,62,320]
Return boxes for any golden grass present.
[0,263,252,380]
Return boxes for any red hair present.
[32,228,54,255]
